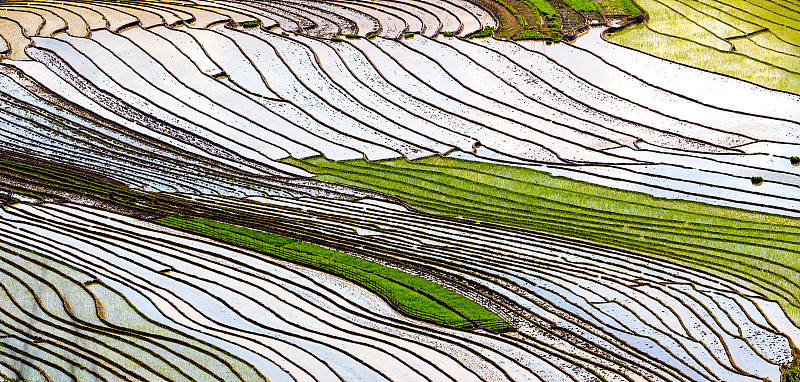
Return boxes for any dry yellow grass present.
[207,1,279,28]
[0,10,44,37]
[193,0,258,24]
[0,17,30,59]
[2,6,66,36]
[94,3,163,28]
[124,2,193,26]
[160,3,231,27]
[77,3,139,31]
[0,29,8,55]
[50,3,106,30]
[22,4,89,37]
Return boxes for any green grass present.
[520,0,558,20]
[239,20,259,28]
[404,32,415,39]
[330,36,343,42]
[157,217,511,332]
[597,0,641,14]
[513,29,559,41]
[563,0,598,12]
[784,349,800,382]
[365,32,377,39]
[469,26,495,38]
[345,33,361,39]
[285,156,800,325]
[496,0,529,30]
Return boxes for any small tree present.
[791,156,800,165]
[751,176,764,185]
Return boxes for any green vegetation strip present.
[469,26,495,38]
[285,156,800,324]
[513,29,559,41]
[563,0,598,12]
[598,0,641,14]
[0,153,199,214]
[157,217,510,332]
[239,20,260,28]
[785,354,800,382]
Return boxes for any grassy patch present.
[286,156,800,324]
[468,26,495,38]
[784,349,800,382]
[513,29,559,41]
[157,216,511,332]
[597,0,641,14]
[239,20,260,28]
[563,0,598,12]
[521,0,559,20]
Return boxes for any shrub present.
[787,368,800,382]
[365,32,377,39]
[281,31,289,36]
[791,156,800,164]
[783,350,800,382]
[468,26,494,39]
[345,33,360,39]
[240,20,260,28]
[548,21,560,28]
[330,36,343,42]
[751,176,764,184]
[404,32,415,39]
[442,31,454,37]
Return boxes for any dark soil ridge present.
[470,0,647,42]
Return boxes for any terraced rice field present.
[606,0,800,93]
[0,0,799,381]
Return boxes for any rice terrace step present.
[0,0,798,381]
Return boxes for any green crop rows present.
[608,0,800,94]
[286,155,800,324]
[157,217,511,332]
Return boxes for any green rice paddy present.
[608,0,800,94]
[287,155,800,323]
[157,217,511,332]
